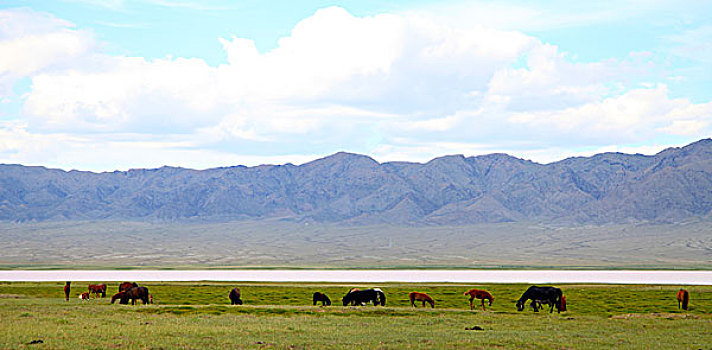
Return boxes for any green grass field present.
[1,282,710,349]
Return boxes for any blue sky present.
[1,0,711,171]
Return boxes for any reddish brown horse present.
[409,292,435,308]
[88,284,107,298]
[63,282,71,301]
[78,292,90,300]
[677,289,689,310]
[119,282,138,292]
[464,289,494,311]
[111,292,125,304]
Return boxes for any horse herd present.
[66,281,153,305]
[63,282,693,312]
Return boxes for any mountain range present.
[1,139,711,225]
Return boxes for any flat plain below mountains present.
[1,220,710,268]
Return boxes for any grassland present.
[1,281,710,349]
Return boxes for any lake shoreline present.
[2,269,711,285]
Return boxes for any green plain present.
[1,281,710,349]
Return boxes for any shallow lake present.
[1,270,711,284]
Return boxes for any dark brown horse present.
[120,286,150,305]
[677,289,689,310]
[409,292,434,308]
[88,284,107,298]
[464,289,494,311]
[64,282,71,301]
[119,282,138,292]
[313,292,331,306]
[229,287,242,305]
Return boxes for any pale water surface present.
[1,270,711,284]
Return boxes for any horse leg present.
[469,297,474,310]
[422,300,426,307]
[481,298,486,311]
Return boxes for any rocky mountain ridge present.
[1,139,711,224]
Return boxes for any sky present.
[1,0,711,171]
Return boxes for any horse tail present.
[682,290,689,310]
[560,295,567,311]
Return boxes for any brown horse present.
[119,282,138,292]
[228,287,242,305]
[63,282,71,301]
[677,289,689,310]
[409,292,435,308]
[313,292,331,306]
[111,292,125,304]
[78,292,90,300]
[120,286,150,305]
[464,289,494,311]
[88,284,107,298]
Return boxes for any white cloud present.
[0,8,94,95]
[2,6,712,170]
[507,84,712,143]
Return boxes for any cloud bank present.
[1,6,711,170]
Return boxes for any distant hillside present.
[1,139,712,225]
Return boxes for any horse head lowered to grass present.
[463,289,494,311]
[342,288,385,306]
[229,287,243,305]
[516,286,564,313]
[119,286,150,305]
[313,292,331,306]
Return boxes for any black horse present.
[313,292,331,306]
[342,288,386,306]
[229,287,243,305]
[516,286,563,313]
[120,286,150,305]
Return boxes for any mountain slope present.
[1,139,712,224]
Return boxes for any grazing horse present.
[120,286,150,305]
[64,282,71,301]
[409,292,435,308]
[346,288,363,305]
[88,284,107,298]
[111,292,125,304]
[78,292,90,300]
[342,288,386,306]
[313,292,331,306]
[464,289,494,311]
[530,296,566,312]
[119,282,138,292]
[677,289,689,310]
[516,286,563,313]
[228,287,243,305]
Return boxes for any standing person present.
[64,282,71,301]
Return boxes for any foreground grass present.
[0,282,710,349]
